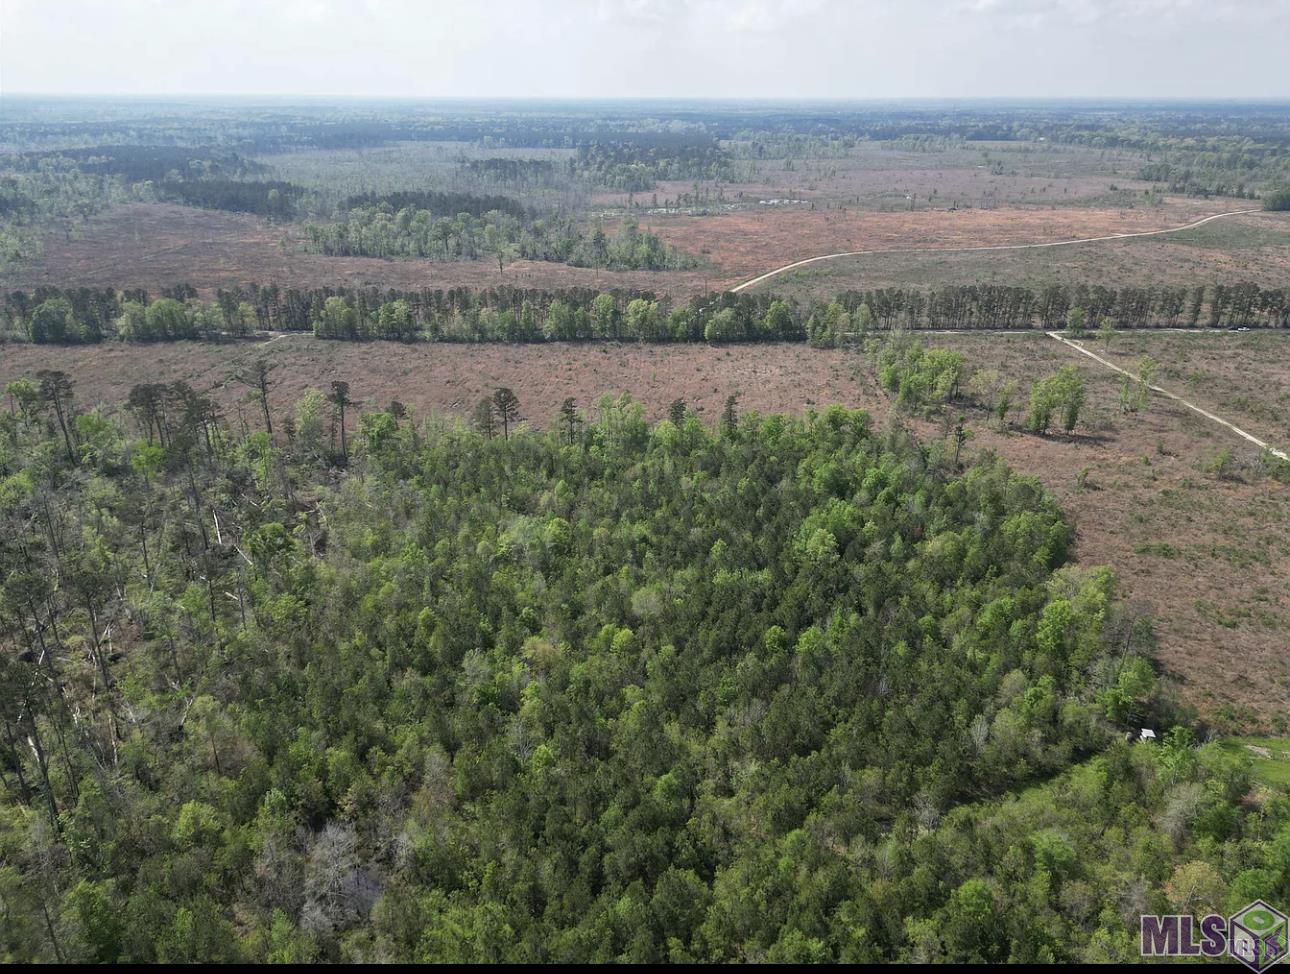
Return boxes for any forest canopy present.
[2,374,1279,963]
[2,93,1290,965]
[304,208,697,271]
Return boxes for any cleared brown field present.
[640,195,1238,283]
[1,195,1249,302]
[2,330,1287,727]
[757,210,1290,298]
[0,337,868,427]
[913,331,1290,730]
[1102,329,1290,443]
[0,203,714,299]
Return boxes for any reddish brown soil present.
[3,331,1286,728]
[0,204,713,299]
[1,196,1240,301]
[757,210,1290,299]
[639,196,1238,285]
[0,337,866,426]
[914,332,1290,729]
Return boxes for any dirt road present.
[1047,331,1289,461]
[730,208,1263,293]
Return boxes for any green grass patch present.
[1218,737,1290,789]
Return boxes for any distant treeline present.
[0,102,1269,148]
[575,138,740,191]
[1265,187,1290,211]
[1136,162,1262,200]
[15,144,267,182]
[6,280,1289,346]
[9,102,1290,177]
[11,128,740,195]
[305,209,698,271]
[339,189,530,221]
[460,158,560,187]
[159,179,306,218]
[12,145,311,218]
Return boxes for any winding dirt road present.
[730,207,1262,293]
[730,205,1287,458]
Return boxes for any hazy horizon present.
[5,94,1290,105]
[3,0,1288,101]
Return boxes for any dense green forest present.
[572,138,742,191]
[5,280,1289,348]
[0,369,1285,962]
[156,179,306,219]
[339,190,531,222]
[304,208,696,270]
[1,146,311,235]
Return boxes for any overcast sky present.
[2,0,1287,100]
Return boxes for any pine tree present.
[329,381,352,460]
[474,398,496,439]
[559,397,580,445]
[492,387,520,439]
[721,393,739,435]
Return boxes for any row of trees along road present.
[7,281,1290,345]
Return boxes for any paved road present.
[730,208,1263,293]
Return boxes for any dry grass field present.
[909,331,1290,731]
[600,140,1160,211]
[1,126,1263,303]
[2,194,1260,302]
[754,210,1290,299]
[0,203,714,299]
[4,330,1287,728]
[0,337,869,427]
[1103,329,1290,444]
[641,196,1244,285]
